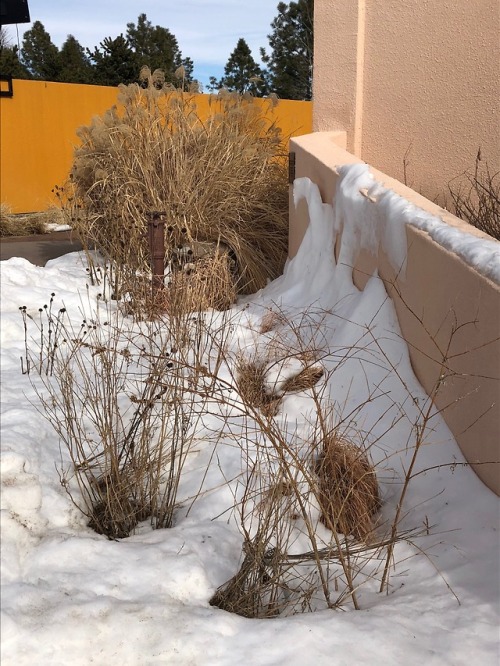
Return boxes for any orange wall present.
[1,80,117,213]
[0,79,312,213]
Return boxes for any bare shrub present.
[24,283,472,609]
[209,403,383,617]
[209,299,479,617]
[449,151,500,240]
[27,295,223,539]
[210,314,384,616]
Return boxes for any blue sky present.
[6,0,280,89]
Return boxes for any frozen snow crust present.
[1,170,499,665]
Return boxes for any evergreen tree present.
[126,13,192,85]
[207,76,219,93]
[0,44,30,78]
[0,28,30,78]
[261,0,313,100]
[58,35,94,84]
[88,35,138,86]
[0,26,10,51]
[215,38,268,96]
[21,20,61,81]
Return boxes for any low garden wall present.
[290,131,500,494]
[0,79,312,213]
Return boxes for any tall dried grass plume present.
[67,68,289,300]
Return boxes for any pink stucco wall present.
[313,0,500,203]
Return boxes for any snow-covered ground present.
[1,173,498,665]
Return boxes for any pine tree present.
[58,35,94,84]
[215,38,268,96]
[261,0,313,100]
[126,13,192,85]
[21,21,61,81]
[88,35,138,86]
[0,28,30,78]
[0,45,31,79]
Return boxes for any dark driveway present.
[0,231,84,267]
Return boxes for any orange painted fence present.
[0,79,313,213]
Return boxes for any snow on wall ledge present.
[294,164,500,285]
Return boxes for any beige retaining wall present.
[290,131,500,494]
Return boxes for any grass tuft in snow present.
[315,433,380,542]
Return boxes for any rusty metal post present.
[147,212,166,297]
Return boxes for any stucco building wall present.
[313,0,500,201]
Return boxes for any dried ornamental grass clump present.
[235,349,325,419]
[280,365,324,393]
[235,358,281,418]
[0,204,49,237]
[68,67,289,299]
[316,435,380,542]
[165,244,238,314]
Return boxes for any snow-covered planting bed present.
[1,174,498,665]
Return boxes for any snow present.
[320,164,500,284]
[45,223,72,232]
[1,171,499,665]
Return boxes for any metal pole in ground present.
[147,212,166,297]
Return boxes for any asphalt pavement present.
[0,231,84,267]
